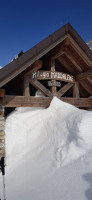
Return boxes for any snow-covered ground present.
[0,97,92,200]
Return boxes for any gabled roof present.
[0,23,92,88]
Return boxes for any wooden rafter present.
[51,51,64,60]
[76,68,92,81]
[50,38,71,60]
[79,84,90,98]
[57,83,74,98]
[64,51,82,72]
[58,56,75,74]
[67,35,92,67]
[88,77,92,84]
[0,96,92,108]
[79,80,92,95]
[25,60,42,76]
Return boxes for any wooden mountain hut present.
[0,23,92,162]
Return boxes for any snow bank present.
[1,97,92,200]
[5,97,92,168]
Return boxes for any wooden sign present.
[48,81,61,87]
[31,70,75,83]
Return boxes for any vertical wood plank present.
[51,59,57,95]
[73,81,80,98]
[24,76,30,96]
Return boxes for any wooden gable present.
[0,23,92,110]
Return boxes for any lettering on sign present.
[48,81,61,87]
[31,70,75,83]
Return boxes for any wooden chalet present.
[0,23,92,113]
[0,22,92,164]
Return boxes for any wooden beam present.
[24,60,42,76]
[51,51,64,60]
[67,34,92,67]
[0,89,5,97]
[79,80,92,95]
[24,76,30,96]
[57,83,74,98]
[76,68,92,81]
[60,38,82,72]
[50,38,72,60]
[73,81,80,98]
[79,85,89,98]
[50,37,73,60]
[64,51,82,72]
[58,56,75,74]
[61,97,92,107]
[30,79,53,97]
[0,96,51,107]
[88,77,92,84]
[0,96,92,108]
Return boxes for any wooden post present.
[24,76,30,96]
[73,81,80,98]
[51,59,57,95]
[0,106,5,169]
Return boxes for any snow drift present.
[5,97,92,168]
[0,97,92,200]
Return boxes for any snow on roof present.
[87,39,92,50]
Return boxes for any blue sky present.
[0,0,92,67]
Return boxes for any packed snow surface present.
[0,97,92,200]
